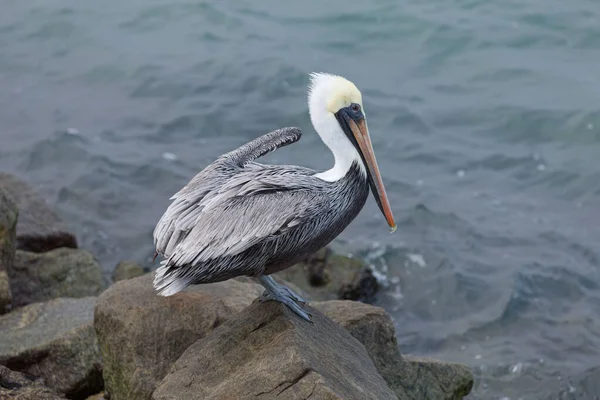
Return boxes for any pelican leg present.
[266,276,308,303]
[258,276,312,322]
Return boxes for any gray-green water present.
[2,1,600,398]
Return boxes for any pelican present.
[152,73,396,322]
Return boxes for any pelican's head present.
[307,72,396,232]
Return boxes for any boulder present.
[397,357,474,400]
[111,260,145,282]
[94,273,264,400]
[152,300,399,400]
[7,248,104,308]
[0,297,103,399]
[0,172,77,253]
[0,365,67,400]
[96,273,473,400]
[314,301,473,400]
[0,193,17,314]
[275,247,379,303]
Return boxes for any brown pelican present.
[152,73,396,321]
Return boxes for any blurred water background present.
[2,0,600,398]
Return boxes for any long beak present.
[348,118,397,232]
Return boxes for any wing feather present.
[167,181,326,267]
[153,127,304,258]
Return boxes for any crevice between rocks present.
[253,368,312,398]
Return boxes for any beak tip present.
[389,224,397,234]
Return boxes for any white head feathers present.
[307,73,363,116]
[307,72,366,182]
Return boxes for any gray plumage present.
[152,127,369,296]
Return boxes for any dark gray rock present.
[0,297,103,399]
[7,248,104,308]
[152,300,399,400]
[275,247,379,303]
[94,272,264,400]
[0,193,17,314]
[0,365,67,400]
[0,173,77,253]
[111,260,145,283]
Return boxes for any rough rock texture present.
[399,357,474,400]
[0,297,103,399]
[7,248,104,308]
[275,247,378,302]
[0,173,77,253]
[152,301,398,400]
[94,273,264,400]
[111,260,145,282]
[314,301,473,400]
[312,301,400,386]
[0,193,17,314]
[0,365,67,400]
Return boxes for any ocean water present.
[1,0,600,398]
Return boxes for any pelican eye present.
[351,103,361,112]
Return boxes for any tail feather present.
[153,260,188,296]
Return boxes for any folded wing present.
[153,127,303,258]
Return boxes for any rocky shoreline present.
[0,172,474,400]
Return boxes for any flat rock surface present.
[94,272,264,400]
[8,248,104,308]
[0,297,102,398]
[152,300,399,400]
